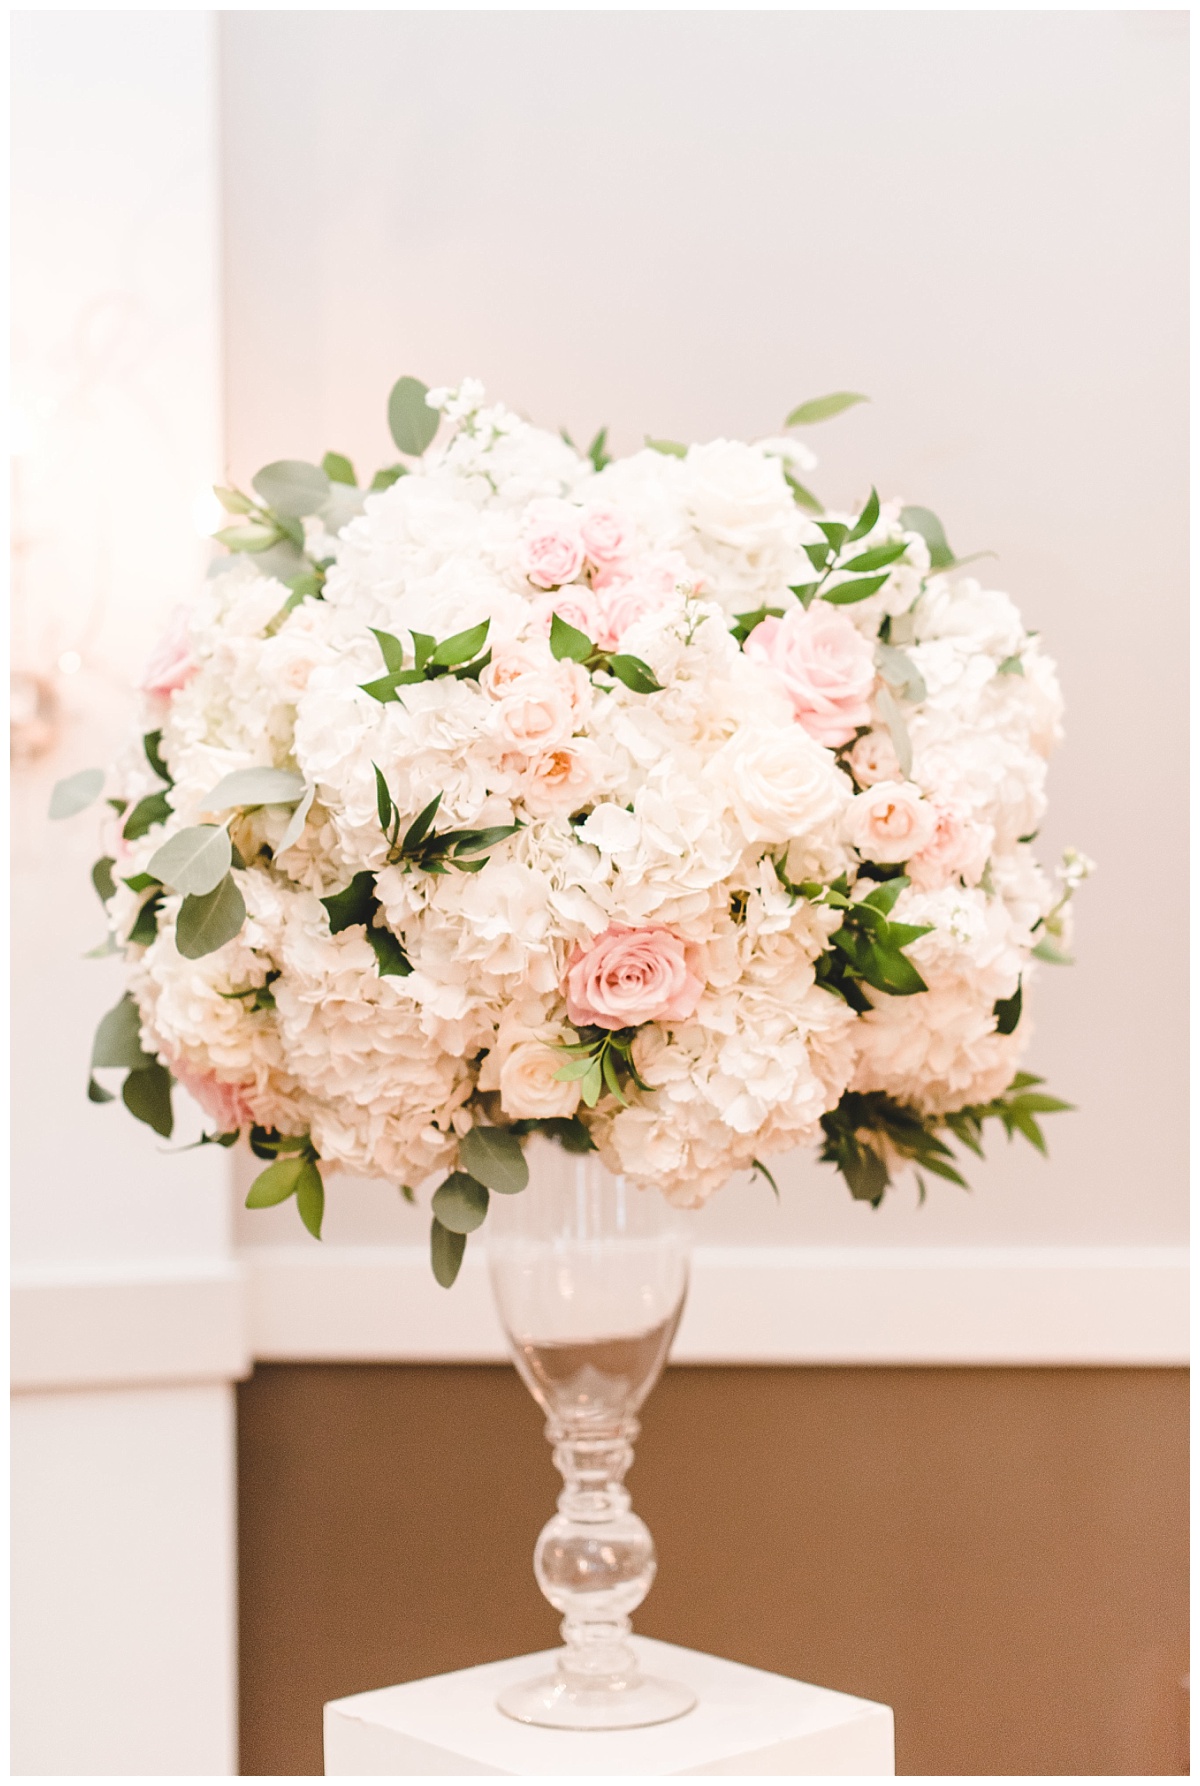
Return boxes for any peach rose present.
[745,606,875,747]
[565,924,704,1031]
[520,742,601,817]
[907,802,994,891]
[497,1041,582,1120]
[141,606,197,698]
[847,729,901,788]
[843,780,939,864]
[579,503,632,566]
[519,499,585,589]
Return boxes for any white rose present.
[493,676,576,753]
[713,724,850,847]
[844,780,939,863]
[683,440,798,550]
[497,1041,581,1119]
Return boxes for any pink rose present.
[847,729,901,788]
[843,780,939,864]
[519,499,586,589]
[141,606,197,698]
[907,802,994,891]
[594,552,690,649]
[565,924,704,1031]
[745,606,875,747]
[535,588,601,643]
[168,1058,256,1133]
[519,741,601,817]
[579,504,632,566]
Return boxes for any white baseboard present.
[11,1246,1188,1390]
[244,1243,1190,1369]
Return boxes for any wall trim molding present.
[244,1243,1189,1369]
[11,1262,251,1394]
[12,1246,1188,1390]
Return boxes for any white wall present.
[10,12,239,1776]
[220,9,1187,1251]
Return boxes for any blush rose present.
[843,780,939,863]
[519,499,586,589]
[565,924,704,1031]
[141,606,197,699]
[745,606,875,748]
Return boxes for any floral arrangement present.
[54,377,1089,1285]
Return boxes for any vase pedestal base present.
[324,1635,894,1775]
[497,1661,697,1730]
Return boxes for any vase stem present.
[541,1416,648,1690]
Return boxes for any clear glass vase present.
[487,1139,696,1731]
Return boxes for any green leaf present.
[122,1062,174,1138]
[251,459,331,519]
[411,631,436,671]
[821,573,891,605]
[368,925,411,977]
[751,1158,780,1199]
[847,486,881,542]
[997,655,1024,676]
[176,874,247,959]
[515,1115,595,1153]
[601,1046,628,1105]
[843,541,908,573]
[817,520,849,552]
[91,993,153,1071]
[401,794,443,855]
[549,611,594,663]
[370,464,407,492]
[372,763,394,831]
[91,857,117,903]
[432,1171,490,1234]
[122,790,172,840]
[900,505,955,570]
[1009,1071,1044,1090]
[993,982,1022,1037]
[295,1159,325,1238]
[320,871,377,934]
[1012,1091,1074,1115]
[143,731,171,783]
[215,522,279,553]
[789,582,820,610]
[875,643,927,702]
[360,674,403,705]
[587,427,611,473]
[804,541,832,574]
[860,876,909,916]
[458,1126,529,1195]
[277,783,315,854]
[785,392,869,427]
[882,920,933,948]
[214,485,253,515]
[49,768,104,821]
[388,376,438,456]
[554,1055,598,1083]
[127,890,164,947]
[581,1058,604,1107]
[841,1138,889,1203]
[203,766,305,811]
[431,619,490,667]
[875,685,913,779]
[609,655,663,694]
[784,475,822,514]
[1031,938,1074,965]
[147,825,232,898]
[1009,1108,1047,1154]
[87,1075,115,1103]
[645,437,687,457]
[322,451,357,486]
[246,1153,308,1208]
[430,1216,467,1287]
[370,628,407,673]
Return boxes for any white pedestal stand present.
[324,1636,894,1775]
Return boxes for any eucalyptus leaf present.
[388,377,439,456]
[214,485,253,515]
[49,767,105,820]
[245,1153,307,1208]
[874,685,914,778]
[785,392,868,427]
[459,1125,529,1195]
[91,993,153,1071]
[431,1217,467,1288]
[432,1171,490,1234]
[147,825,232,897]
[295,1159,325,1238]
[176,874,247,959]
[122,790,172,840]
[203,766,305,811]
[251,459,331,519]
[900,505,955,570]
[875,643,927,702]
[91,856,117,903]
[277,783,315,854]
[322,451,357,486]
[215,522,279,553]
[122,1062,174,1138]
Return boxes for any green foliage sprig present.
[779,870,932,1009]
[244,1129,326,1239]
[553,1026,653,1108]
[371,771,521,876]
[548,612,663,694]
[429,1125,530,1287]
[360,619,492,704]
[819,1075,1072,1207]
